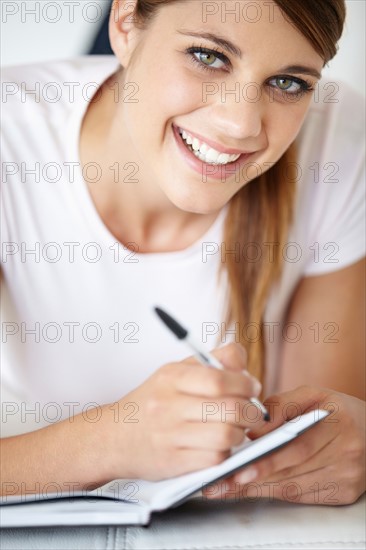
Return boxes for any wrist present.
[85,402,136,484]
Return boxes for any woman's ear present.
[109,0,140,66]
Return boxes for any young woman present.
[1,0,365,505]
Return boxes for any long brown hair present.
[121,0,346,382]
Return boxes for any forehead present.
[149,0,323,68]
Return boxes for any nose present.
[208,83,265,141]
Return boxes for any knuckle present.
[278,465,294,478]
[157,362,187,386]
[347,442,365,462]
[223,343,246,366]
[155,363,173,382]
[297,384,311,392]
[208,370,226,396]
[297,384,330,405]
[293,437,313,460]
[145,395,165,417]
[344,462,364,485]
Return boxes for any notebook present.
[0,410,328,527]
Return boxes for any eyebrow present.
[177,31,322,80]
[277,65,322,80]
[177,30,242,58]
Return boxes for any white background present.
[0,0,365,96]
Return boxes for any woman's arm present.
[0,409,119,497]
[0,344,263,497]
[203,259,365,506]
[277,257,365,398]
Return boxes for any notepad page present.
[95,478,159,506]
[0,498,150,527]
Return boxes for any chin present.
[167,191,227,215]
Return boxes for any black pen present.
[154,306,270,421]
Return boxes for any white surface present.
[0,1,365,96]
[0,495,365,549]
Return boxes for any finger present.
[211,344,262,396]
[255,431,350,485]
[210,343,248,372]
[203,467,339,505]
[235,417,339,483]
[144,383,254,429]
[249,450,363,505]
[174,362,262,399]
[170,422,247,451]
[202,468,257,500]
[249,386,331,438]
[178,343,249,378]
[252,468,343,505]
[178,343,247,371]
[173,394,265,429]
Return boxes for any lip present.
[174,124,253,156]
[172,124,256,181]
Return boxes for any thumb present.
[248,385,329,438]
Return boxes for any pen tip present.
[154,306,188,340]
[264,412,270,422]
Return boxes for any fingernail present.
[236,467,257,485]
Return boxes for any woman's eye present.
[192,51,226,70]
[270,77,304,94]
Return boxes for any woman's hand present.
[101,343,265,481]
[203,386,366,505]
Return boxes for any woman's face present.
[111,0,324,214]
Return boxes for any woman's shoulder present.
[1,55,120,119]
[298,79,364,161]
[1,55,120,87]
[293,79,365,276]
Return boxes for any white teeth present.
[218,153,230,164]
[179,127,241,165]
[205,148,220,163]
[192,138,200,151]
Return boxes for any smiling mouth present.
[178,127,243,166]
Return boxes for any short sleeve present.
[296,80,365,276]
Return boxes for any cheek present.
[154,66,205,122]
[126,54,201,127]
[266,103,310,151]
